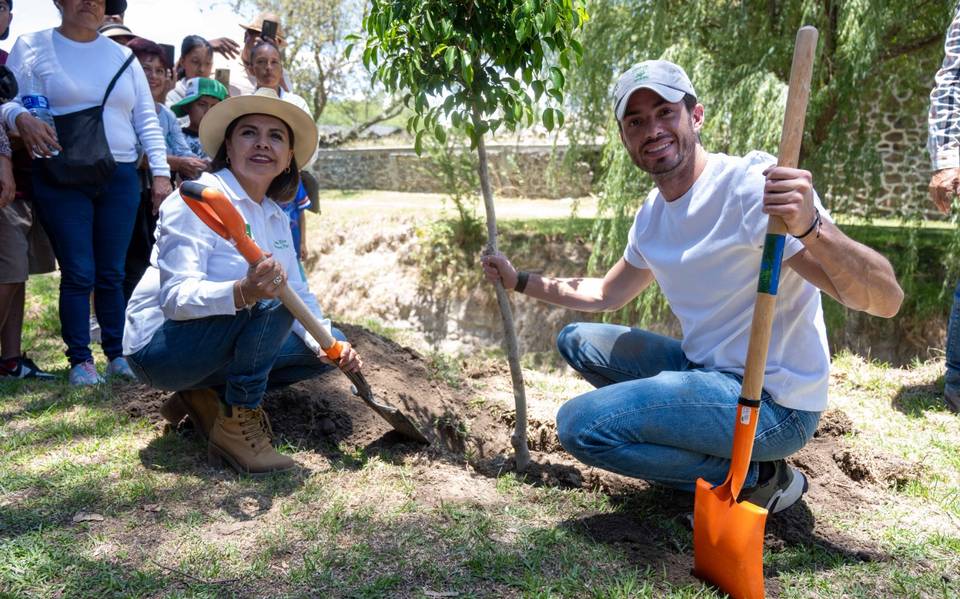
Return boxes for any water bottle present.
[20,67,59,158]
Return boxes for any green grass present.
[3,253,960,597]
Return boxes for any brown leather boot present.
[159,389,220,440]
[208,404,295,475]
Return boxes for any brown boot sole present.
[206,442,296,476]
[159,394,187,426]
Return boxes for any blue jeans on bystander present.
[555,322,822,492]
[126,299,341,407]
[31,163,140,365]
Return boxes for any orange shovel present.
[178,181,430,444]
[692,26,818,599]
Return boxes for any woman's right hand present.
[237,254,286,304]
[480,252,519,289]
[14,112,61,158]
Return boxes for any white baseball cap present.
[613,60,697,121]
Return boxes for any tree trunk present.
[473,108,530,472]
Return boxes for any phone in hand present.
[215,68,231,87]
[261,19,278,42]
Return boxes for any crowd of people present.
[0,0,334,472]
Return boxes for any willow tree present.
[352,0,588,470]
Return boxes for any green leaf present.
[531,80,544,100]
[414,130,424,155]
[435,124,447,144]
[444,46,457,73]
[559,51,570,70]
[461,49,473,85]
[550,67,565,91]
[344,43,355,60]
[432,44,448,58]
[556,110,565,129]
[542,107,554,132]
[570,38,583,59]
[544,4,557,31]
[517,20,531,43]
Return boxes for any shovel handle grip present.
[726,26,818,498]
[179,181,265,265]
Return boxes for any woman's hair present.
[127,37,171,70]
[1,1,11,41]
[250,37,282,63]
[210,115,301,203]
[177,35,213,81]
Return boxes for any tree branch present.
[318,101,404,147]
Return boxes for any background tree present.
[237,0,405,139]
[355,0,588,470]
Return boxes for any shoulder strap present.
[102,53,137,106]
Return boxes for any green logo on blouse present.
[244,224,253,239]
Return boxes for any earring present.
[226,156,231,165]
[284,166,290,173]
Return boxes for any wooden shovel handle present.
[727,26,818,498]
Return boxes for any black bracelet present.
[795,210,821,239]
[514,271,530,293]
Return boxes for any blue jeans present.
[555,323,822,492]
[946,280,960,389]
[126,299,342,408]
[32,163,140,365]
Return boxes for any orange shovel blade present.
[693,477,768,599]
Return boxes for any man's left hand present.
[762,165,817,237]
[152,176,173,214]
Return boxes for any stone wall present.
[309,144,601,198]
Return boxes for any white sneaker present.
[106,357,137,380]
[69,361,105,386]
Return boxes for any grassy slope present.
[1,197,958,598]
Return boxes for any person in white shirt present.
[123,88,361,475]
[2,0,171,386]
[481,60,903,514]
[215,11,292,97]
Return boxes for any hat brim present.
[615,84,688,120]
[199,93,317,169]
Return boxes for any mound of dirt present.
[115,325,929,594]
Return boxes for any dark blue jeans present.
[126,299,342,408]
[555,322,822,491]
[32,163,140,365]
[947,281,960,389]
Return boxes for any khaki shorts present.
[0,197,56,284]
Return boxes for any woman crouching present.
[123,87,359,474]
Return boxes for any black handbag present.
[37,54,135,188]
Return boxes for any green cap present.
[171,77,229,117]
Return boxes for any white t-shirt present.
[623,151,830,412]
[2,29,169,178]
[123,169,330,356]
